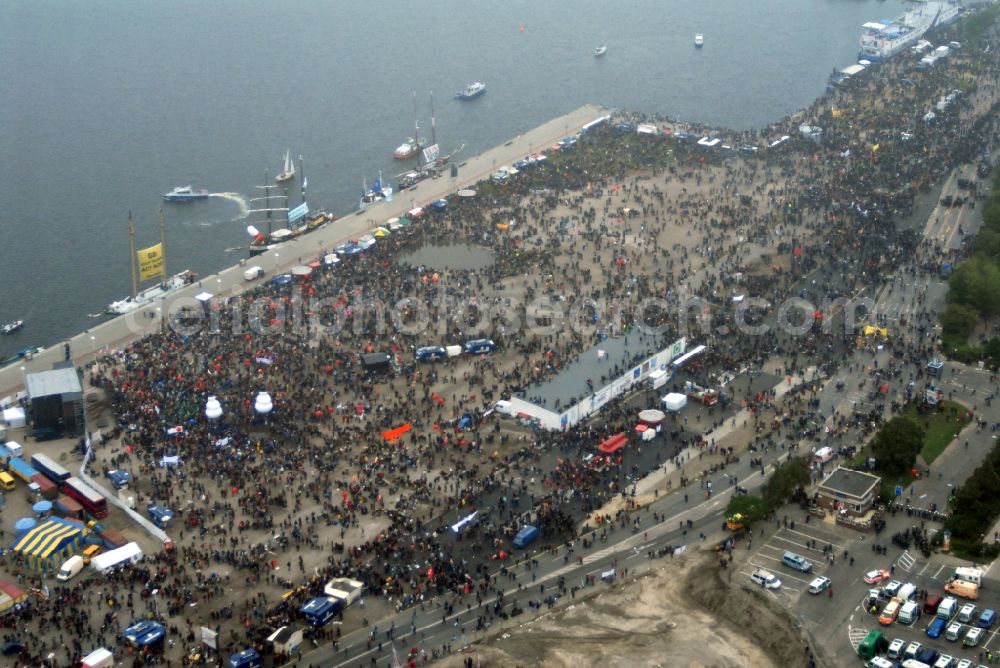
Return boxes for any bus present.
[30,453,71,484]
[63,477,108,519]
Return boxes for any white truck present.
[90,541,143,574]
[57,555,85,581]
[243,265,264,281]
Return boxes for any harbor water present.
[0,0,911,359]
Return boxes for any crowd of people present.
[3,15,1000,668]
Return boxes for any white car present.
[750,569,781,589]
[808,576,831,594]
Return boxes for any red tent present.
[597,432,628,455]
[382,423,413,441]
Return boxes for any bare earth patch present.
[430,551,808,667]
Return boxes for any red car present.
[864,569,891,584]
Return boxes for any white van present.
[57,555,84,581]
[937,596,958,619]
[5,441,23,457]
[751,569,782,589]
[945,621,963,641]
[899,600,920,625]
[868,658,895,668]
[954,567,983,585]
[782,551,812,573]
[243,265,264,281]
[897,582,917,601]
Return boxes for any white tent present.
[661,393,687,412]
[2,407,25,428]
[641,428,657,442]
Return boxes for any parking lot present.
[738,512,1000,666]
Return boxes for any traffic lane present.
[303,430,793,665]
[320,520,716,668]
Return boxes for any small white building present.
[507,334,689,430]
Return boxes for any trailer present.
[31,453,71,484]
[7,457,39,483]
[90,542,143,574]
[299,596,341,627]
[323,577,364,606]
[513,525,540,549]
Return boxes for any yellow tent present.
[373,227,391,238]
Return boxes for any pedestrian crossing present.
[848,625,870,650]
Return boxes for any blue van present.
[979,609,997,628]
[228,649,261,668]
[926,616,947,638]
[416,346,447,362]
[463,339,496,355]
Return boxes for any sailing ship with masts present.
[247,156,333,255]
[396,92,461,191]
[106,210,195,316]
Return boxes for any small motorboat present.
[455,82,486,100]
[694,34,704,47]
[594,45,607,57]
[1,320,24,335]
[162,186,209,202]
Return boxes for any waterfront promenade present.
[0,104,605,399]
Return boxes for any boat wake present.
[210,192,250,218]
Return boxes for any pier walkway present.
[0,104,606,398]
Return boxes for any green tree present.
[761,457,811,509]
[870,416,925,475]
[725,495,772,526]
[940,303,980,344]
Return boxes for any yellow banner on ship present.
[137,242,165,280]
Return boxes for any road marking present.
[848,625,869,650]
[931,563,947,580]
[898,551,916,572]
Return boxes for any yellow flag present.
[137,242,165,280]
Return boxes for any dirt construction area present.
[429,551,809,668]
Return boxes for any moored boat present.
[393,136,427,160]
[1,320,24,335]
[594,45,607,57]
[455,82,486,100]
[162,186,209,202]
[106,270,196,316]
[694,34,704,47]
[858,2,961,62]
[359,173,393,210]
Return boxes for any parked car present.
[750,569,781,589]
[964,627,983,647]
[864,569,891,584]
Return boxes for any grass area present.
[900,400,971,464]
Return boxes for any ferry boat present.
[1,320,24,335]
[694,34,704,48]
[162,186,209,202]
[393,136,426,160]
[594,45,607,57]
[106,270,196,315]
[455,82,486,100]
[859,2,961,62]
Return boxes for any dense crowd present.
[4,16,1000,668]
